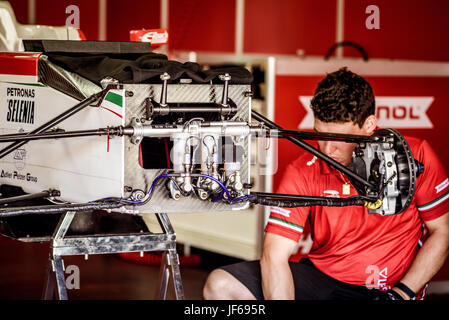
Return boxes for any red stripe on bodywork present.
[0,52,41,76]
[101,106,123,118]
[77,29,87,40]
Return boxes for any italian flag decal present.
[417,189,449,211]
[268,216,304,233]
[100,90,124,118]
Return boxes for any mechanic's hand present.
[373,289,404,300]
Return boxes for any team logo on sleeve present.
[307,156,317,167]
[435,178,449,194]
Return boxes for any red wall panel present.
[7,0,449,62]
[34,0,99,40]
[344,0,449,62]
[168,0,236,52]
[107,0,160,41]
[8,0,28,24]
[244,0,337,56]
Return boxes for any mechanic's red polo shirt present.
[265,136,449,291]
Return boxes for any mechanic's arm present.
[393,212,449,299]
[260,232,298,300]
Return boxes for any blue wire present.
[119,174,172,205]
[108,173,251,205]
[230,194,255,203]
[146,174,172,199]
[212,190,225,203]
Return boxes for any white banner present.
[298,96,434,129]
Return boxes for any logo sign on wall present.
[129,29,169,45]
[298,96,434,129]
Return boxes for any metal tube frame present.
[42,211,184,300]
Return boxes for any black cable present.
[251,197,365,208]
[248,193,368,208]
[324,41,369,61]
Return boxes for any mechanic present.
[203,67,449,300]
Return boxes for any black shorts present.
[220,258,383,300]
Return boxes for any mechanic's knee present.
[203,269,229,299]
[203,268,238,300]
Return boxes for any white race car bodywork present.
[0,74,125,203]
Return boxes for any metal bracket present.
[219,73,231,107]
[130,117,144,145]
[159,72,170,115]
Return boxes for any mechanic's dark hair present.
[310,67,375,127]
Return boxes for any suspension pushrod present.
[0,89,106,159]
[0,189,61,205]
[0,128,119,143]
[269,129,379,143]
[251,110,376,190]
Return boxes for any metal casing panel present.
[123,83,251,213]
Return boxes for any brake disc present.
[353,128,417,215]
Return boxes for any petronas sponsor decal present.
[6,87,35,124]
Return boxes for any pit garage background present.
[1,0,449,299]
